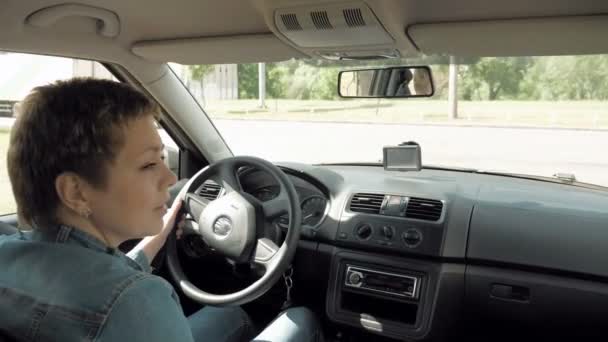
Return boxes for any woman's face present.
[85,115,177,243]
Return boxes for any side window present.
[155,123,179,176]
[0,52,116,216]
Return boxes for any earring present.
[80,207,92,219]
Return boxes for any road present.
[214,119,608,187]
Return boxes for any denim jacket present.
[0,225,194,341]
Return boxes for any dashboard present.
[190,161,608,340]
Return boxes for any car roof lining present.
[2,0,608,67]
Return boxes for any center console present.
[325,248,463,341]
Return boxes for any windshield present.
[171,55,608,187]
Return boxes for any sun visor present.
[408,15,608,57]
[131,34,305,64]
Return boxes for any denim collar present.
[29,224,145,271]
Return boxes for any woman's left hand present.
[159,198,184,241]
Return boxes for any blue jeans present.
[188,306,323,342]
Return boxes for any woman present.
[0,78,323,341]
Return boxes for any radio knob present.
[355,224,373,240]
[348,271,363,286]
[402,228,422,247]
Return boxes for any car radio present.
[344,265,420,299]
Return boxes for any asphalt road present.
[214,119,608,187]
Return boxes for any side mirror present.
[338,66,434,98]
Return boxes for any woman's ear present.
[55,172,90,215]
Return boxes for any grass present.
[202,99,608,129]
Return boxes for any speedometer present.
[300,195,328,228]
[275,195,328,230]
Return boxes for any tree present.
[237,63,288,99]
[462,57,530,100]
[266,64,288,98]
[282,63,340,100]
[188,65,214,106]
[521,56,608,100]
[237,64,258,99]
[310,67,340,100]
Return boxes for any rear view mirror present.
[338,66,434,98]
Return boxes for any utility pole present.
[448,55,458,119]
[258,62,266,108]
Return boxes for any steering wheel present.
[166,156,302,306]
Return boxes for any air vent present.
[280,13,302,31]
[310,11,333,29]
[343,8,365,27]
[405,198,443,221]
[274,3,393,48]
[349,193,385,214]
[197,180,222,201]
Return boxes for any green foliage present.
[237,63,289,99]
[192,55,608,102]
[460,57,530,100]
[267,65,288,98]
[285,64,339,100]
[311,67,340,100]
[237,61,339,100]
[237,64,258,99]
[521,56,608,100]
[457,55,608,101]
[188,65,214,80]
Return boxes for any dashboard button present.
[355,224,373,240]
[402,228,423,248]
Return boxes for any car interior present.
[2,0,608,341]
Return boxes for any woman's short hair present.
[7,78,160,228]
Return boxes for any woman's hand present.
[159,198,185,241]
[130,198,185,267]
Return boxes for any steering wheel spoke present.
[261,193,289,219]
[253,237,280,267]
[184,192,210,222]
[216,162,242,193]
